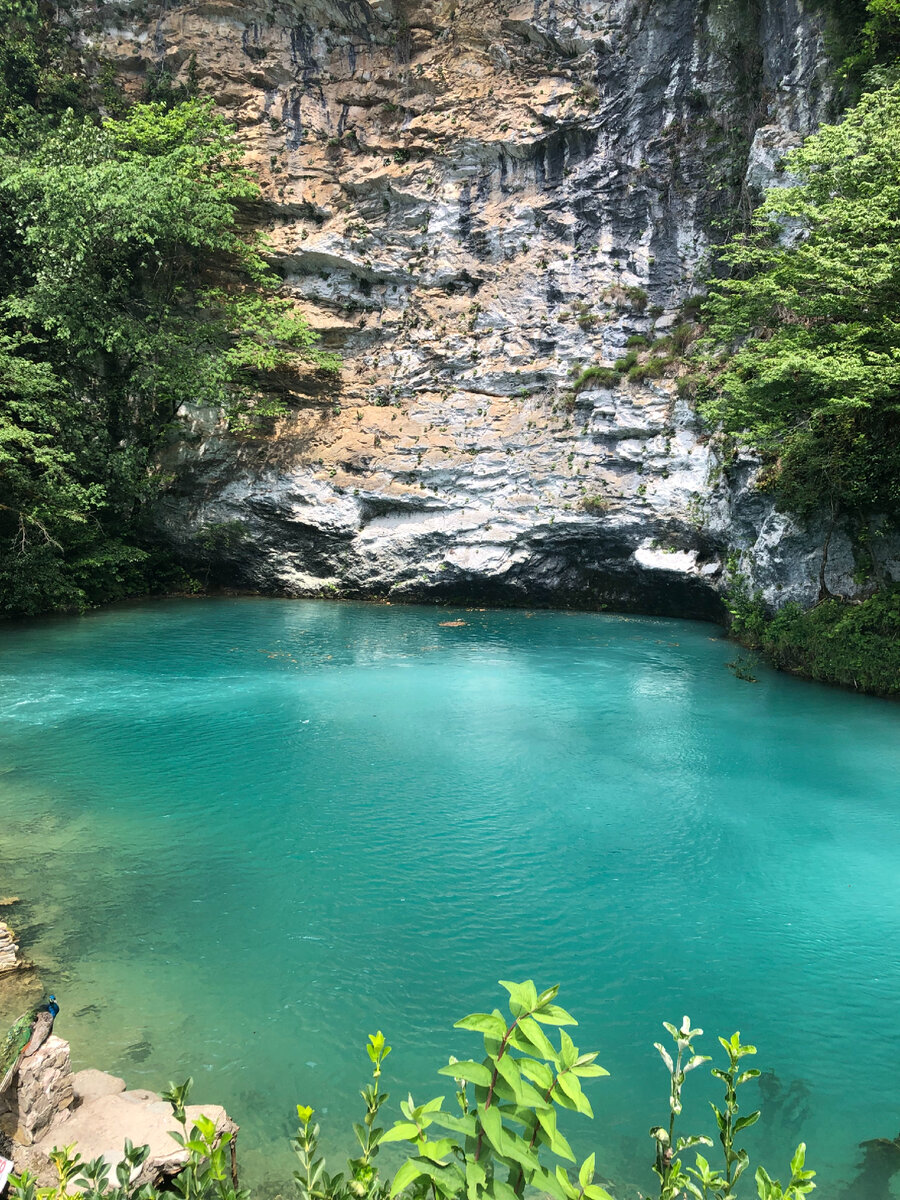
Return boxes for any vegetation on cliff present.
[726,576,900,696]
[700,82,900,521]
[0,1,336,616]
[9,983,817,1200]
[695,1,900,692]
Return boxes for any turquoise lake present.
[1,598,899,1198]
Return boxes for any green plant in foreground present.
[709,1033,760,1197]
[8,984,816,1200]
[381,980,610,1200]
[294,1031,392,1200]
[650,1016,712,1200]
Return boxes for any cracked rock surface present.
[85,0,899,613]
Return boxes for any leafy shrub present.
[627,357,670,383]
[581,496,609,514]
[605,285,649,313]
[731,585,900,695]
[572,367,620,393]
[669,323,698,354]
[0,42,339,615]
[8,983,816,1200]
[679,293,705,319]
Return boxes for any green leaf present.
[418,1138,456,1163]
[578,1152,596,1187]
[487,1180,518,1200]
[499,979,538,1018]
[734,1150,751,1183]
[390,1160,423,1197]
[520,1059,554,1091]
[492,1052,547,1106]
[510,1017,558,1061]
[381,1123,422,1144]
[555,1070,593,1117]
[532,1005,577,1027]
[790,1144,808,1177]
[438,1060,492,1086]
[583,1186,615,1200]
[550,1164,579,1200]
[572,1062,609,1079]
[494,1052,522,1091]
[408,1157,465,1197]
[654,1042,674,1073]
[465,1155,486,1200]
[479,1103,505,1155]
[734,1111,761,1134]
[500,1135,541,1173]
[558,1030,578,1069]
[537,1126,576,1163]
[430,1111,476,1138]
[455,1013,508,1039]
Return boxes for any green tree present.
[0,83,338,613]
[699,82,900,521]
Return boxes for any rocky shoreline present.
[0,1038,237,1189]
[0,918,237,1192]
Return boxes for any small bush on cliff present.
[8,983,816,1200]
[571,367,620,393]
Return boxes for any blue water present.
[0,599,899,1198]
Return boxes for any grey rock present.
[0,1036,73,1147]
[89,0,896,618]
[71,1069,127,1103]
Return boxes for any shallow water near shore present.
[1,598,899,1197]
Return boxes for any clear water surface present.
[0,599,898,1198]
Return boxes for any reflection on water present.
[1,599,899,1198]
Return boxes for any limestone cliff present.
[82,0,894,615]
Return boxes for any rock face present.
[0,923,22,976]
[1,1040,237,1188]
[0,1036,74,1146]
[82,0,899,614]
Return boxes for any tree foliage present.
[698,82,900,520]
[0,13,338,616]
